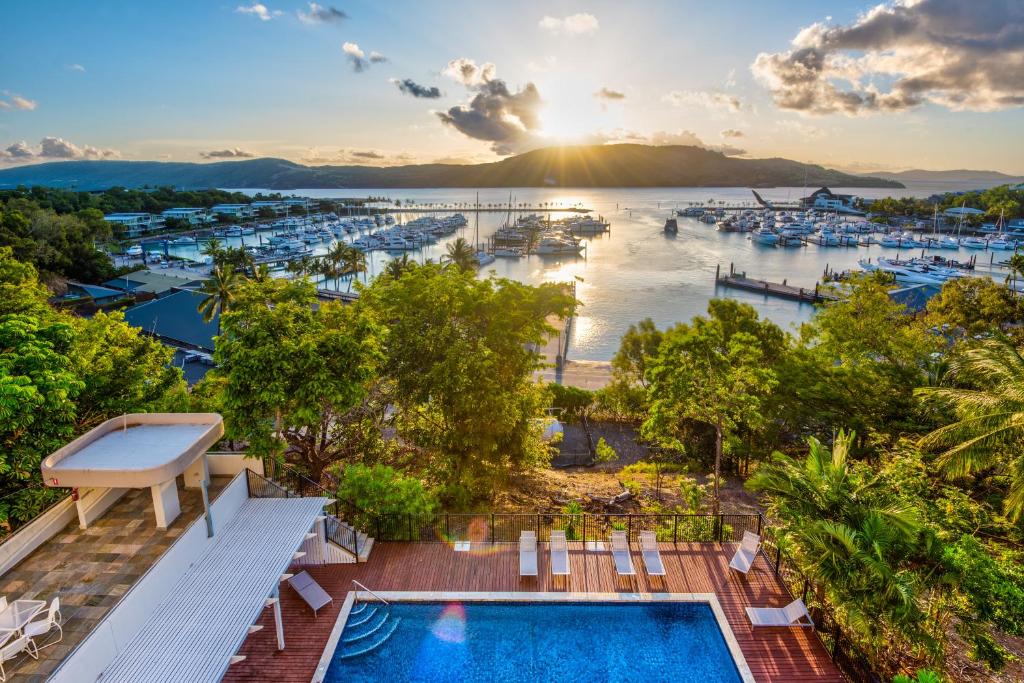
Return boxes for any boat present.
[664,218,678,235]
[568,216,610,235]
[125,244,143,257]
[169,236,195,245]
[493,247,524,258]
[535,236,584,255]
[750,228,778,246]
[960,236,987,250]
[475,251,496,267]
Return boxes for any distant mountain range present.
[0,144,905,190]
[857,168,1024,188]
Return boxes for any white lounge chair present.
[0,634,37,682]
[610,531,635,576]
[729,531,761,575]
[639,531,665,576]
[550,530,570,577]
[746,599,814,628]
[519,531,538,577]
[288,571,333,617]
[23,598,61,650]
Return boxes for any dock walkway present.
[715,264,836,304]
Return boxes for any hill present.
[0,144,903,190]
[860,168,1023,189]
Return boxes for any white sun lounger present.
[746,599,814,627]
[550,530,570,576]
[729,531,761,575]
[639,531,665,576]
[519,531,538,576]
[288,570,333,617]
[610,531,636,576]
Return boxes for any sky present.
[1,0,1023,173]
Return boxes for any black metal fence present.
[370,511,763,544]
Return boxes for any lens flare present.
[431,603,467,643]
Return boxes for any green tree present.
[443,237,477,272]
[360,265,574,501]
[383,254,416,280]
[341,244,367,291]
[916,338,1024,521]
[594,436,618,464]
[611,318,663,389]
[214,278,383,481]
[334,463,436,525]
[644,303,778,513]
[926,278,1024,335]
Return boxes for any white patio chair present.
[0,634,37,682]
[550,530,570,577]
[519,531,538,577]
[23,598,62,650]
[288,571,333,617]
[745,599,814,627]
[639,531,665,576]
[729,531,761,575]
[610,531,635,576]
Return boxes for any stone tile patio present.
[0,476,229,681]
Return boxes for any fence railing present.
[370,512,763,544]
[245,468,362,561]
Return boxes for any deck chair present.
[550,530,570,577]
[288,570,333,617]
[729,531,761,575]
[610,531,635,576]
[746,599,814,628]
[519,531,538,577]
[639,531,665,576]
[0,634,37,682]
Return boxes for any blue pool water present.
[325,601,743,682]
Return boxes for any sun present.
[538,96,615,144]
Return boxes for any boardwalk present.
[223,542,843,683]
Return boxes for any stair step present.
[345,605,378,628]
[349,603,368,616]
[343,611,389,644]
[339,617,402,660]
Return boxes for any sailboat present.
[473,192,496,267]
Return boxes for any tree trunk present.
[713,417,723,515]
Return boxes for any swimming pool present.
[321,595,749,682]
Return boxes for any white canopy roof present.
[99,496,330,683]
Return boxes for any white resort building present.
[103,213,166,238]
[161,207,212,225]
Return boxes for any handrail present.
[351,580,389,607]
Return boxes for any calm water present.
[158,185,990,361]
[325,601,742,683]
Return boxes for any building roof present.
[889,283,942,313]
[211,204,248,209]
[163,207,206,212]
[68,282,125,300]
[104,269,206,295]
[98,496,329,683]
[944,207,986,216]
[105,212,152,219]
[123,289,218,351]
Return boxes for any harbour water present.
[160,185,997,361]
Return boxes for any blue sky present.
[2,0,1022,173]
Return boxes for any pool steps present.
[337,613,402,659]
[342,610,391,644]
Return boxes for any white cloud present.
[296,2,347,24]
[68,64,86,73]
[0,136,120,163]
[751,0,1024,115]
[442,58,496,86]
[235,3,282,21]
[539,13,599,36]
[0,92,37,111]
[663,90,744,113]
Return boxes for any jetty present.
[715,263,836,304]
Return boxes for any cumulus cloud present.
[0,92,37,111]
[752,0,1024,115]
[539,13,599,35]
[442,58,496,87]
[721,128,744,138]
[297,2,347,24]
[595,87,625,100]
[663,90,744,112]
[437,60,543,155]
[200,148,256,159]
[392,78,442,99]
[235,3,281,21]
[0,137,120,162]
[646,130,746,156]
[342,42,384,72]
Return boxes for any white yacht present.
[535,236,584,255]
[750,228,778,246]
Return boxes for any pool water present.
[325,601,743,682]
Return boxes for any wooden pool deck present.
[222,542,844,683]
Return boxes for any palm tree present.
[324,241,349,290]
[748,431,923,644]
[341,245,367,292]
[444,237,477,272]
[197,265,241,335]
[251,263,272,283]
[384,254,415,279]
[201,237,225,267]
[916,338,1024,521]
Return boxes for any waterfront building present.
[161,207,212,225]
[943,206,986,218]
[103,212,165,238]
[250,200,288,215]
[210,203,255,219]
[799,187,862,214]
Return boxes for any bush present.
[549,383,594,415]
[335,464,437,519]
[594,437,618,464]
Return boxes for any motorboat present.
[475,251,497,267]
[960,236,987,249]
[125,244,143,257]
[750,228,778,246]
[493,247,524,258]
[664,218,678,235]
[535,236,584,255]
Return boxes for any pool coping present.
[311,591,755,683]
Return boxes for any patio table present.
[0,600,46,636]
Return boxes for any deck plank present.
[222,542,844,683]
